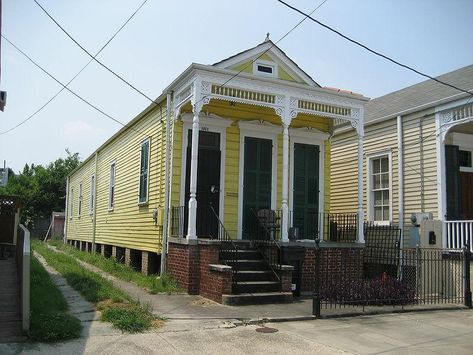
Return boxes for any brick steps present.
[220,246,291,305]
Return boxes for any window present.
[70,188,74,219]
[78,183,82,217]
[109,162,116,210]
[459,150,472,168]
[139,140,150,204]
[89,174,95,215]
[370,155,390,223]
[253,61,276,77]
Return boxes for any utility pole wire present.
[1,0,149,135]
[276,0,473,98]
[2,35,145,134]
[33,0,158,104]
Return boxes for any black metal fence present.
[288,211,358,242]
[170,206,186,238]
[313,240,472,317]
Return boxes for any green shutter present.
[293,143,319,239]
[242,137,272,239]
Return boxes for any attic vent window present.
[257,65,273,74]
[254,61,276,77]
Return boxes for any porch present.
[437,101,473,251]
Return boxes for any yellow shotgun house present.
[65,39,368,301]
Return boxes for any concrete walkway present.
[1,309,472,354]
[32,252,121,338]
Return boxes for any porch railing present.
[251,209,282,290]
[170,206,186,238]
[209,206,239,290]
[445,220,473,252]
[288,211,358,242]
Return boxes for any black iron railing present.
[288,211,358,242]
[170,206,186,238]
[209,206,239,289]
[251,209,282,290]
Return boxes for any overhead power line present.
[33,0,158,104]
[1,0,149,135]
[2,35,144,134]
[277,0,473,98]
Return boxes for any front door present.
[460,171,473,220]
[242,137,272,239]
[185,130,221,238]
[292,143,320,239]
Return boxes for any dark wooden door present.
[460,171,473,220]
[184,130,221,238]
[242,137,272,239]
[293,143,320,239]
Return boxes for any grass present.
[48,239,180,294]
[32,240,160,333]
[30,255,82,342]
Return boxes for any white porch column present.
[187,104,201,240]
[435,112,447,248]
[357,113,365,244]
[281,123,290,242]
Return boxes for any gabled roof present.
[213,40,320,87]
[365,65,473,123]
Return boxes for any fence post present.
[312,237,321,317]
[464,244,472,308]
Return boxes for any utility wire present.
[277,0,473,98]
[0,0,149,135]
[33,0,158,104]
[2,35,145,134]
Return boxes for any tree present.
[0,150,80,226]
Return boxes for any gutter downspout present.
[64,176,69,244]
[92,152,98,252]
[397,115,404,245]
[160,92,172,275]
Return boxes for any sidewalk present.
[45,245,315,322]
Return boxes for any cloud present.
[63,120,105,138]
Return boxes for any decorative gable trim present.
[213,41,318,87]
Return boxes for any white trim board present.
[237,120,279,239]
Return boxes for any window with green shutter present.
[139,139,150,204]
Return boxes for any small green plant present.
[48,240,180,294]
[32,240,159,333]
[30,256,82,342]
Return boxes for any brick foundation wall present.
[300,246,364,294]
[167,241,200,294]
[198,244,232,303]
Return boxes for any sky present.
[1,0,472,172]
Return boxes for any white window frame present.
[78,182,82,217]
[89,174,96,215]
[452,133,473,173]
[138,138,151,205]
[109,161,116,211]
[237,120,279,239]
[253,59,277,78]
[367,151,392,225]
